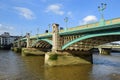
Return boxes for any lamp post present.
[48,24,51,32]
[37,27,39,34]
[98,3,107,19]
[37,27,39,40]
[64,17,68,30]
[30,31,32,36]
[98,3,107,26]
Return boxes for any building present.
[0,32,20,49]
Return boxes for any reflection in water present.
[0,50,120,80]
[21,56,45,79]
[92,54,120,80]
[44,65,92,80]
[91,65,120,80]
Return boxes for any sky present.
[0,0,120,36]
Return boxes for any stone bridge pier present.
[98,48,111,55]
[21,33,47,56]
[45,23,93,67]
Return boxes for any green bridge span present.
[13,17,120,66]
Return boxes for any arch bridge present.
[13,17,120,66]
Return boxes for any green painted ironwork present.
[31,39,52,47]
[60,23,120,36]
[19,17,120,41]
[15,17,120,48]
[62,32,120,50]
[41,39,52,45]
[59,18,120,35]
[99,18,105,26]
[98,3,107,26]
[64,17,69,31]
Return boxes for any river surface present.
[0,50,120,80]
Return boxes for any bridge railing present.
[109,18,120,24]
[30,33,52,39]
[30,18,120,38]
[18,17,120,41]
[95,45,120,49]
[60,17,120,33]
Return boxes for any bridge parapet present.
[30,33,52,39]
[18,17,120,41]
[59,17,120,33]
[14,17,120,51]
[95,45,120,49]
[110,18,120,24]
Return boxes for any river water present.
[0,50,120,80]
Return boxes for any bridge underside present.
[21,42,27,47]
[64,35,120,51]
[32,40,52,52]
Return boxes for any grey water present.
[0,50,120,80]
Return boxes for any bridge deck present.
[65,17,120,32]
[19,17,120,41]
[94,45,120,49]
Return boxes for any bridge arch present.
[62,32,120,50]
[32,39,52,47]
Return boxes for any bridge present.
[94,44,120,55]
[13,17,120,66]
[95,45,120,49]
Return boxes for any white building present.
[0,32,19,48]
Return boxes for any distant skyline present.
[0,0,120,36]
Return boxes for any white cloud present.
[80,15,97,25]
[0,24,2,26]
[14,7,35,20]
[0,24,14,34]
[67,11,73,18]
[45,4,64,15]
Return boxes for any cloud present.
[67,11,73,18]
[0,24,14,34]
[45,4,64,15]
[14,7,35,20]
[0,24,2,26]
[80,15,97,25]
